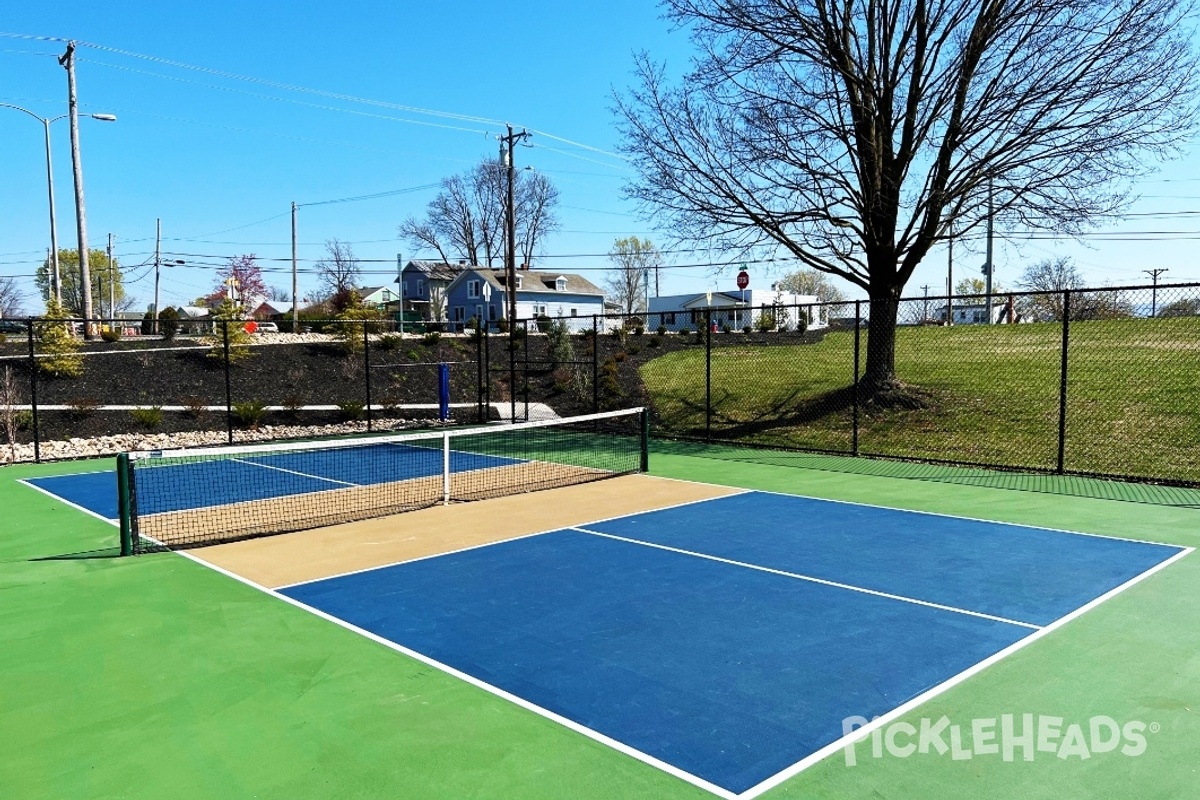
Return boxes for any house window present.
[691,310,702,324]
[489,304,497,321]
[515,275,523,289]
[570,308,577,317]
[454,306,465,321]
[555,277,567,292]
[475,305,483,323]
[665,312,676,325]
[467,280,480,299]
[417,279,426,297]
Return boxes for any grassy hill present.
[640,317,1200,483]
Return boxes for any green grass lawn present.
[640,317,1200,482]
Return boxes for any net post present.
[442,431,451,504]
[640,407,650,473]
[116,452,134,556]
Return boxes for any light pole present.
[0,103,115,306]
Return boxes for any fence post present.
[852,299,861,456]
[1056,289,1071,474]
[222,320,233,444]
[592,315,599,414]
[363,321,373,432]
[508,317,517,424]
[484,325,492,419]
[705,307,712,441]
[476,325,485,423]
[26,318,40,463]
[523,319,530,421]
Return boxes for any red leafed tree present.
[214,255,268,308]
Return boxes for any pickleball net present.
[117,407,648,553]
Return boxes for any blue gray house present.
[396,260,468,323]
[444,267,605,332]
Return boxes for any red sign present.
[736,270,750,290]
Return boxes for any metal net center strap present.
[119,407,647,552]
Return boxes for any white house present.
[648,290,828,332]
[936,302,1024,325]
[444,267,606,332]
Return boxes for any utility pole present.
[153,218,162,334]
[396,252,404,333]
[107,233,114,328]
[921,284,930,322]
[60,41,95,338]
[1142,268,1168,317]
[291,201,299,333]
[983,179,995,325]
[500,124,530,326]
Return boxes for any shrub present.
[626,344,641,355]
[678,327,691,336]
[633,326,644,336]
[536,315,552,332]
[179,396,207,419]
[742,325,752,334]
[795,315,808,334]
[68,397,101,419]
[337,401,366,421]
[755,311,776,332]
[130,406,163,429]
[101,328,122,343]
[158,307,180,340]
[648,336,661,348]
[422,331,441,346]
[36,298,83,378]
[657,325,667,336]
[232,399,268,429]
[406,349,421,360]
[140,311,154,336]
[376,333,403,351]
[722,324,732,334]
[614,351,628,363]
[281,395,304,420]
[14,409,33,431]
[205,300,254,364]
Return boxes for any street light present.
[0,103,115,306]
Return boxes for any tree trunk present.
[862,292,900,393]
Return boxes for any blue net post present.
[438,363,450,421]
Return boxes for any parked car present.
[0,319,27,334]
[255,321,280,334]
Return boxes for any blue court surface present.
[276,491,1186,797]
[22,441,519,520]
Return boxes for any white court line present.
[737,543,1194,799]
[17,478,119,525]
[230,457,359,486]
[177,548,738,800]
[21,469,1196,797]
[570,527,1041,630]
[275,487,753,590]
[652,474,1192,549]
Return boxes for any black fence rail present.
[2,282,1199,488]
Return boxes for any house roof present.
[499,270,603,296]
[405,260,469,282]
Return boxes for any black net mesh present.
[125,408,645,551]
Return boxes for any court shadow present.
[31,546,124,561]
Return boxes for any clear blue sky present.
[2,2,1199,316]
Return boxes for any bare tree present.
[606,236,660,313]
[315,239,362,298]
[1018,256,1131,320]
[1,366,20,464]
[777,269,846,304]
[401,158,560,268]
[616,0,1197,396]
[516,171,561,268]
[0,277,24,318]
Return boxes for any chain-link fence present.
[3,283,1198,487]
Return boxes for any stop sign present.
[736,270,750,290]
